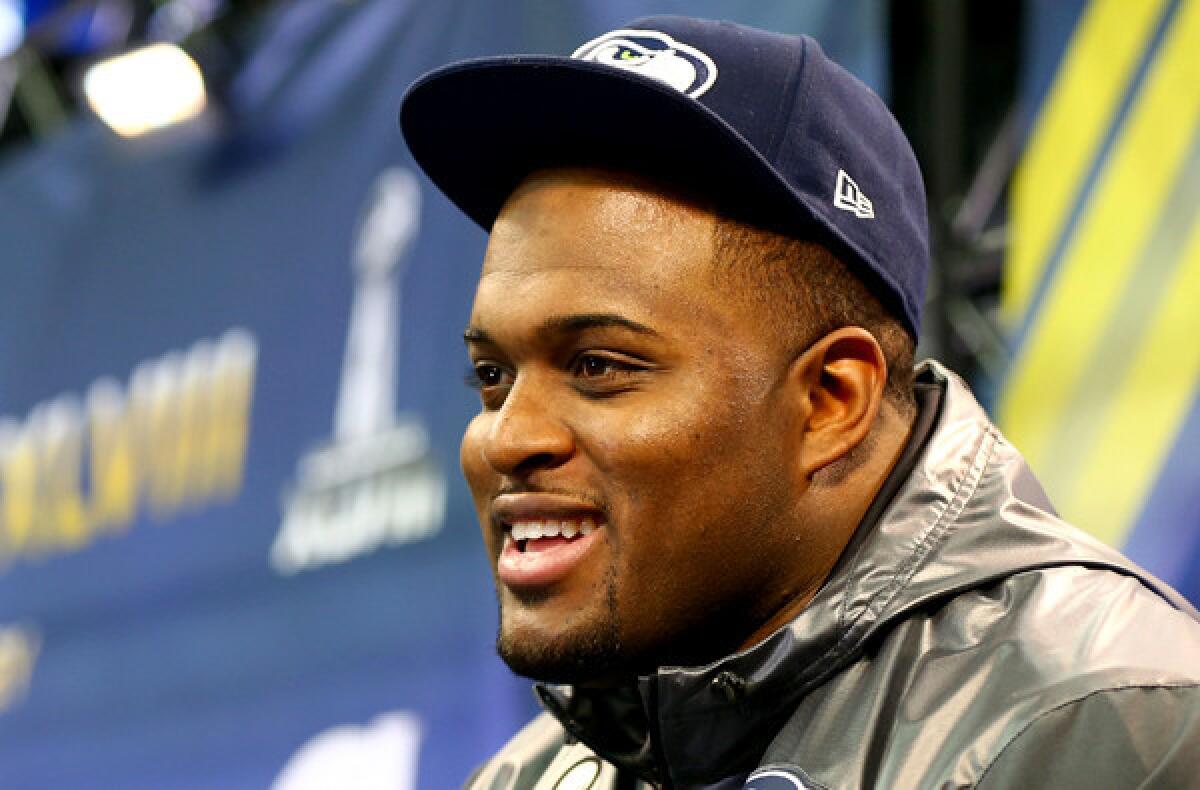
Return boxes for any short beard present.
[495,566,627,685]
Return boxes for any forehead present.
[475,168,723,322]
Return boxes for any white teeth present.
[508,518,601,541]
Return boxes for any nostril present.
[513,451,564,476]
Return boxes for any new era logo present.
[833,169,874,219]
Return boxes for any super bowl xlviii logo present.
[271,168,445,574]
[572,28,718,98]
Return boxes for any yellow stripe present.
[1003,0,1168,325]
[1061,214,1200,545]
[999,0,1200,479]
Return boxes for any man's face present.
[461,169,812,682]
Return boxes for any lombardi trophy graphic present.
[336,168,414,444]
[272,168,445,574]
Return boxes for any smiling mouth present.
[496,516,606,589]
[508,518,600,552]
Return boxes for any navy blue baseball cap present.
[399,16,929,337]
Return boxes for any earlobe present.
[793,327,887,477]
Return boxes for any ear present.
[790,327,887,477]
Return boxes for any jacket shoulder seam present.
[973,681,1200,788]
[782,423,998,708]
[837,424,999,636]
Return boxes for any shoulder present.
[769,563,1200,788]
[935,564,1200,786]
[916,564,1200,781]
[970,566,1200,787]
[938,563,1200,691]
[464,713,629,790]
[936,563,1200,680]
[975,682,1200,788]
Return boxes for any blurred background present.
[0,0,1196,786]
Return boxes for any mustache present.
[495,483,609,513]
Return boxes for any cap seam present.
[764,33,810,165]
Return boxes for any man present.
[400,16,1200,789]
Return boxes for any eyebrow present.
[463,313,660,346]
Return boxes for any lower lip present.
[496,529,603,589]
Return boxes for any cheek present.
[591,385,785,540]
[605,390,768,476]
[588,392,791,653]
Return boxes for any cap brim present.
[399,56,816,235]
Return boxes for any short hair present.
[710,216,917,419]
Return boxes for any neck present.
[738,401,916,652]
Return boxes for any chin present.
[497,629,623,684]
[495,595,628,684]
[498,603,635,681]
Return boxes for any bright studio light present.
[83,43,207,137]
[0,0,23,59]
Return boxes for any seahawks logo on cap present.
[572,29,718,98]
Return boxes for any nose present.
[480,379,574,477]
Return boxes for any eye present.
[572,354,630,379]
[568,353,654,396]
[464,362,509,391]
[575,354,620,378]
[477,363,504,387]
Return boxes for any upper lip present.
[491,493,607,531]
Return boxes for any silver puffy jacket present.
[467,362,1200,789]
